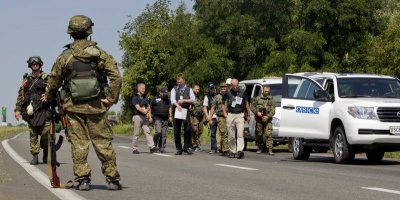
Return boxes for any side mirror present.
[314,90,331,101]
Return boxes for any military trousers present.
[216,116,228,152]
[226,113,245,153]
[255,120,273,149]
[190,115,204,148]
[66,111,120,182]
[132,114,155,151]
[28,121,50,155]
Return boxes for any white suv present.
[279,72,400,163]
[239,77,288,150]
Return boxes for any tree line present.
[117,0,400,122]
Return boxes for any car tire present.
[292,137,310,160]
[333,126,355,164]
[366,150,384,163]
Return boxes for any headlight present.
[348,106,378,120]
[272,117,280,127]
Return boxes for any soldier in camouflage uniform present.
[41,15,122,191]
[209,82,229,156]
[14,56,50,165]
[190,85,204,151]
[251,85,276,155]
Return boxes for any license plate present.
[389,126,400,135]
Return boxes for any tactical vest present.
[175,86,191,109]
[22,73,50,126]
[192,96,204,117]
[214,94,224,116]
[152,97,170,118]
[62,48,107,102]
[226,89,246,113]
[206,93,215,110]
[132,94,148,115]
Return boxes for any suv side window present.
[291,77,320,99]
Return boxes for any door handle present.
[282,105,295,110]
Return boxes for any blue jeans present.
[210,118,218,150]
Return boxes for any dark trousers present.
[173,117,191,151]
[210,118,218,150]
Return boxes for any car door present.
[279,74,331,139]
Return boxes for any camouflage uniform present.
[191,95,204,149]
[14,72,49,158]
[45,39,122,183]
[213,94,228,153]
[251,94,276,154]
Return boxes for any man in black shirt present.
[222,78,250,159]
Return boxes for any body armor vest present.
[132,94,148,115]
[192,96,204,117]
[22,73,50,126]
[152,97,170,118]
[226,89,246,113]
[175,86,191,109]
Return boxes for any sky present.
[0,0,194,125]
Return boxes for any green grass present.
[0,126,29,139]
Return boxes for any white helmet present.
[226,78,232,85]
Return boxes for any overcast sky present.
[0,0,194,125]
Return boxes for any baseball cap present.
[226,78,232,85]
[160,87,168,95]
[208,82,215,88]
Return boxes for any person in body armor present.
[131,83,157,154]
[170,73,196,155]
[41,15,122,191]
[190,85,204,152]
[149,87,172,153]
[251,85,276,155]
[209,82,229,156]
[14,56,50,165]
[221,78,250,159]
[203,82,218,154]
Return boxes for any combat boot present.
[256,146,263,154]
[76,179,91,191]
[108,181,123,190]
[268,148,275,156]
[42,149,48,164]
[30,154,39,165]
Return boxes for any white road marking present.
[153,153,173,157]
[118,146,131,149]
[361,187,400,195]
[2,138,86,200]
[12,132,23,140]
[215,164,258,171]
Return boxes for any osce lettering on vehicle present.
[296,106,319,114]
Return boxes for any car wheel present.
[366,150,384,163]
[333,126,355,164]
[292,137,310,160]
[288,138,293,153]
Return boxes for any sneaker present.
[193,147,201,152]
[209,150,217,154]
[76,179,91,191]
[237,151,244,159]
[108,181,122,190]
[159,149,166,153]
[150,147,158,154]
[132,149,139,154]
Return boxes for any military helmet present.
[67,15,94,36]
[27,56,43,67]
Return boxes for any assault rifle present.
[56,92,68,140]
[47,99,73,188]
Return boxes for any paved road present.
[1,131,400,200]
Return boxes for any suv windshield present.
[337,77,400,98]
